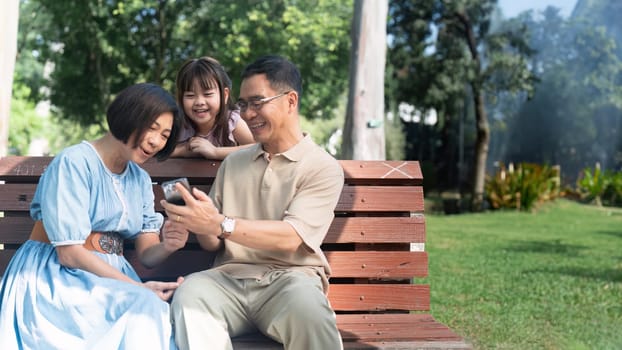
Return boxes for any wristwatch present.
[218,216,236,240]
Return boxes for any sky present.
[497,0,578,18]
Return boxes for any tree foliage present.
[185,0,352,120]
[9,85,45,155]
[21,0,192,126]
[503,7,622,182]
[18,0,352,128]
[387,0,536,210]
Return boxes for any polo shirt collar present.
[251,133,313,162]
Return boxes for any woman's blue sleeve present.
[140,169,163,234]
[30,153,93,245]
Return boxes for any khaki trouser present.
[171,269,343,350]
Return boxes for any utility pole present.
[342,0,388,160]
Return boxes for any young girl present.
[172,56,254,159]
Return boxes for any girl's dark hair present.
[241,55,303,106]
[106,83,181,161]
[175,56,236,147]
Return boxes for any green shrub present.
[485,162,560,211]
[576,164,608,206]
[577,164,622,207]
[603,171,622,206]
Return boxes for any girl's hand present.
[188,137,220,159]
[143,276,184,301]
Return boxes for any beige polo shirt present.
[208,134,344,292]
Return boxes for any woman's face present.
[129,112,173,164]
[182,79,229,133]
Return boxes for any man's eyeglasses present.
[236,91,291,113]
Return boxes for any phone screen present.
[161,177,191,205]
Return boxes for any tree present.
[387,0,536,211]
[184,0,352,121]
[19,0,352,129]
[0,0,19,156]
[342,0,388,160]
[25,0,189,127]
[503,7,622,181]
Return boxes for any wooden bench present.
[0,156,470,349]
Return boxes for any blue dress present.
[0,142,177,350]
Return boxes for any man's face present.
[238,74,293,152]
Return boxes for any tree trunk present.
[0,0,19,157]
[456,10,490,211]
[342,0,387,160]
[470,91,490,211]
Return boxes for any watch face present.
[222,218,235,232]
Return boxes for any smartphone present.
[161,177,191,205]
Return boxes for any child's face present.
[182,79,227,131]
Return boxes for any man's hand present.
[160,182,223,238]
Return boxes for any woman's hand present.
[161,220,189,252]
[143,276,184,301]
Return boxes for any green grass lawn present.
[425,199,622,350]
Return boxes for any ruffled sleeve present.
[30,151,93,245]
[139,167,164,234]
[227,110,242,145]
[228,110,241,131]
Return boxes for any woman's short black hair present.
[106,83,181,161]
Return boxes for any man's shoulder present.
[221,143,258,166]
[301,145,343,177]
[296,136,336,161]
[234,143,258,156]
[307,142,340,164]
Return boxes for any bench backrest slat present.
[0,157,423,183]
[0,184,424,214]
[0,216,425,245]
[328,285,430,311]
